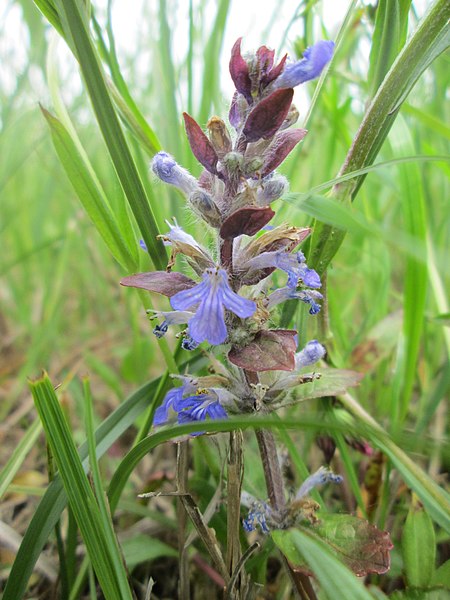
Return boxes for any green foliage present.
[2,0,449,598]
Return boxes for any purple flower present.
[170,268,256,345]
[147,309,195,338]
[152,151,198,194]
[244,250,321,289]
[295,340,326,369]
[153,387,185,426]
[274,40,334,89]
[267,287,323,314]
[243,501,272,534]
[177,393,228,424]
[295,467,343,500]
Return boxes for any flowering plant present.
[121,38,392,596]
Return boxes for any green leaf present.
[0,419,42,500]
[272,529,375,600]
[30,374,133,600]
[368,0,412,97]
[430,559,450,587]
[2,364,186,600]
[121,535,177,569]
[402,497,436,588]
[41,107,136,270]
[49,0,166,270]
[273,513,392,577]
[308,0,450,272]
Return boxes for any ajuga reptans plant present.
[122,37,393,593]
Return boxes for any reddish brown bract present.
[183,112,219,175]
[243,89,294,142]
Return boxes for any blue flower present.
[243,501,272,534]
[274,40,334,89]
[295,467,343,500]
[244,250,321,289]
[153,386,185,426]
[295,340,326,369]
[152,152,198,194]
[267,286,323,314]
[177,393,228,424]
[147,309,195,338]
[170,268,256,345]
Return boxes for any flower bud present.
[206,116,232,158]
[243,156,264,175]
[151,151,197,195]
[257,175,288,204]
[222,151,244,172]
[188,190,222,228]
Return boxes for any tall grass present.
[1,1,449,598]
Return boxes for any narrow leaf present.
[120,271,196,296]
[183,112,219,175]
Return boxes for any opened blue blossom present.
[243,501,272,534]
[170,268,256,345]
[152,151,198,194]
[148,309,195,338]
[177,393,228,424]
[153,386,185,426]
[274,40,334,89]
[267,286,323,314]
[245,250,321,289]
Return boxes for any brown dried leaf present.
[220,206,275,239]
[228,330,297,372]
[120,271,196,297]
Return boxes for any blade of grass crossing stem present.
[0,419,42,499]
[288,530,375,600]
[368,0,412,99]
[90,10,161,156]
[83,378,131,589]
[41,108,137,271]
[46,38,139,269]
[50,0,166,270]
[3,358,204,600]
[389,116,427,427]
[30,374,133,600]
[198,0,231,126]
[107,414,450,533]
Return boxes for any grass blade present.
[50,0,166,270]
[30,374,133,600]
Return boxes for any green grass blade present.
[41,107,137,270]
[83,378,132,592]
[198,0,231,125]
[50,0,166,270]
[308,0,450,273]
[0,419,42,500]
[368,0,412,98]
[30,374,133,600]
[3,357,203,600]
[389,117,427,426]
